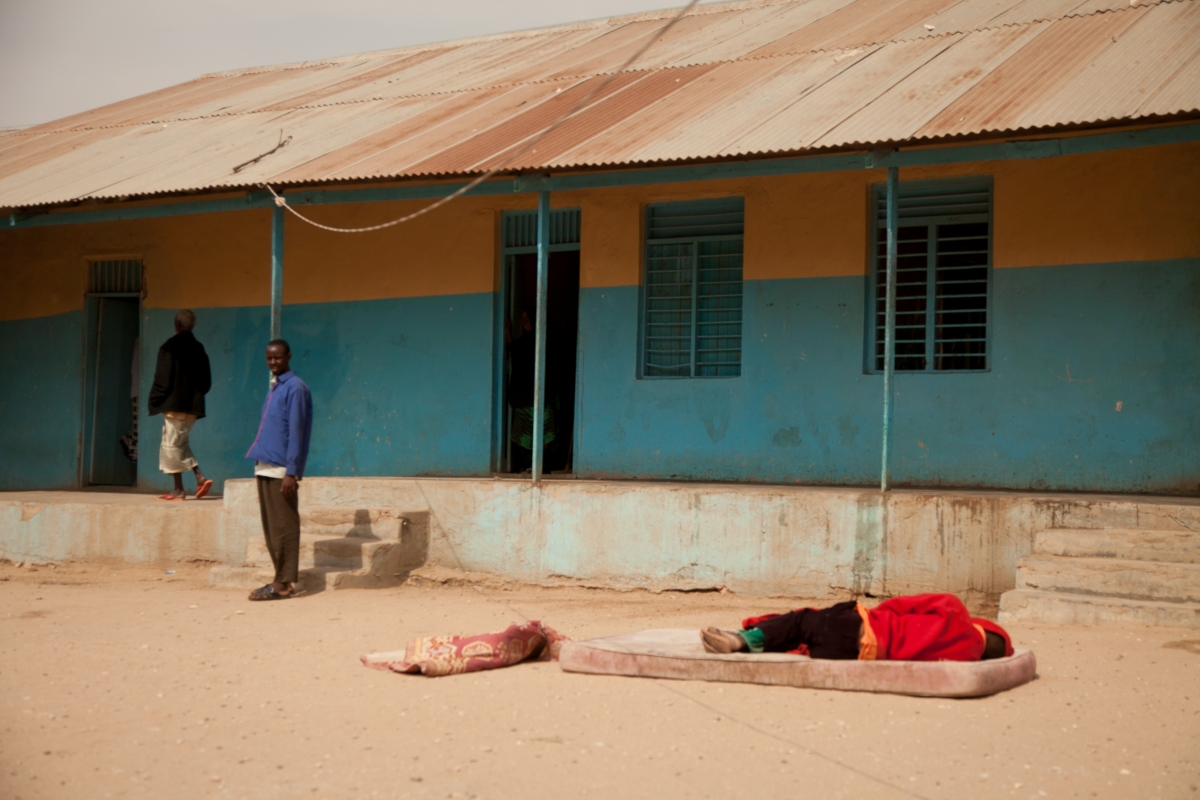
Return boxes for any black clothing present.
[508,333,536,407]
[148,331,212,418]
[748,600,863,660]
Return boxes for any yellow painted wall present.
[3,141,1197,320]
[573,140,1200,287]
[0,195,537,321]
[282,195,534,303]
[990,142,1200,268]
[0,208,270,321]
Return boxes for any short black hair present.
[982,630,1007,660]
[267,338,291,354]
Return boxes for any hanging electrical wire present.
[263,0,703,234]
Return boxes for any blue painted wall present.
[574,259,1200,494]
[1,294,495,495]
[0,311,84,490]
[2,262,1196,495]
[133,293,495,494]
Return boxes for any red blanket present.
[744,593,1013,662]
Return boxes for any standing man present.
[245,339,312,601]
[149,309,213,500]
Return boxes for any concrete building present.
[1,0,1198,616]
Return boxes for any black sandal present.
[249,584,290,601]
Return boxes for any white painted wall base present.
[4,480,1197,598]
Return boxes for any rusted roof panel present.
[1033,0,1200,124]
[558,54,827,165]
[1,0,1198,208]
[815,22,1051,148]
[916,10,1147,137]
[728,36,960,154]
[748,0,962,57]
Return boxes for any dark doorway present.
[84,296,140,486]
[502,250,581,474]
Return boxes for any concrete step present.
[300,506,427,542]
[1036,528,1200,563]
[212,511,428,591]
[245,534,394,571]
[1047,501,1200,533]
[207,565,261,590]
[1016,555,1200,604]
[999,588,1200,628]
[206,564,406,593]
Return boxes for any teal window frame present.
[640,197,744,379]
[866,177,993,374]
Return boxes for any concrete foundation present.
[3,479,1196,599]
[0,491,228,564]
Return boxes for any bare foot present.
[702,627,747,654]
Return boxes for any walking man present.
[149,309,213,500]
[245,339,312,601]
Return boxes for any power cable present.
[263,0,702,233]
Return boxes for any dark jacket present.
[148,331,212,418]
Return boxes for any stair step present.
[1017,555,1200,604]
[1048,502,1200,533]
[299,506,427,542]
[245,534,393,571]
[1000,588,1200,629]
[245,565,408,593]
[208,565,261,590]
[1036,529,1200,563]
[209,504,430,592]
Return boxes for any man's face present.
[266,345,291,376]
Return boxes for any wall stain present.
[772,427,800,448]
[701,411,730,444]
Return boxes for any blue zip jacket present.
[245,370,313,478]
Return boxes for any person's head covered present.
[175,309,197,333]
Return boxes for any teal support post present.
[531,191,551,483]
[270,205,285,341]
[881,166,899,492]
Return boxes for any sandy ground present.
[1,561,1198,800]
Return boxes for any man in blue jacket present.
[245,339,313,601]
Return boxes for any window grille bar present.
[643,198,743,378]
[502,208,580,250]
[87,259,143,294]
[870,178,991,374]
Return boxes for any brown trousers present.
[256,476,300,584]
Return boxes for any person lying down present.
[703,593,1013,662]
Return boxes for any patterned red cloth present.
[361,621,570,677]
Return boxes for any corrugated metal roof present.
[1,0,1197,208]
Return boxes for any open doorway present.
[82,260,143,486]
[498,209,580,475]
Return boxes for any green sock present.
[738,628,766,653]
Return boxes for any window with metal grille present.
[869,178,991,373]
[88,259,144,294]
[642,197,743,378]
[501,208,580,251]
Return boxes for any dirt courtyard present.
[1,561,1197,800]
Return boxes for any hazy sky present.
[0,0,689,128]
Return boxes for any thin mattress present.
[559,629,1036,698]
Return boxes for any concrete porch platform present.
[3,479,1197,604]
[0,490,228,564]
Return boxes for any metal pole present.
[881,166,899,492]
[531,191,551,483]
[270,205,285,341]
